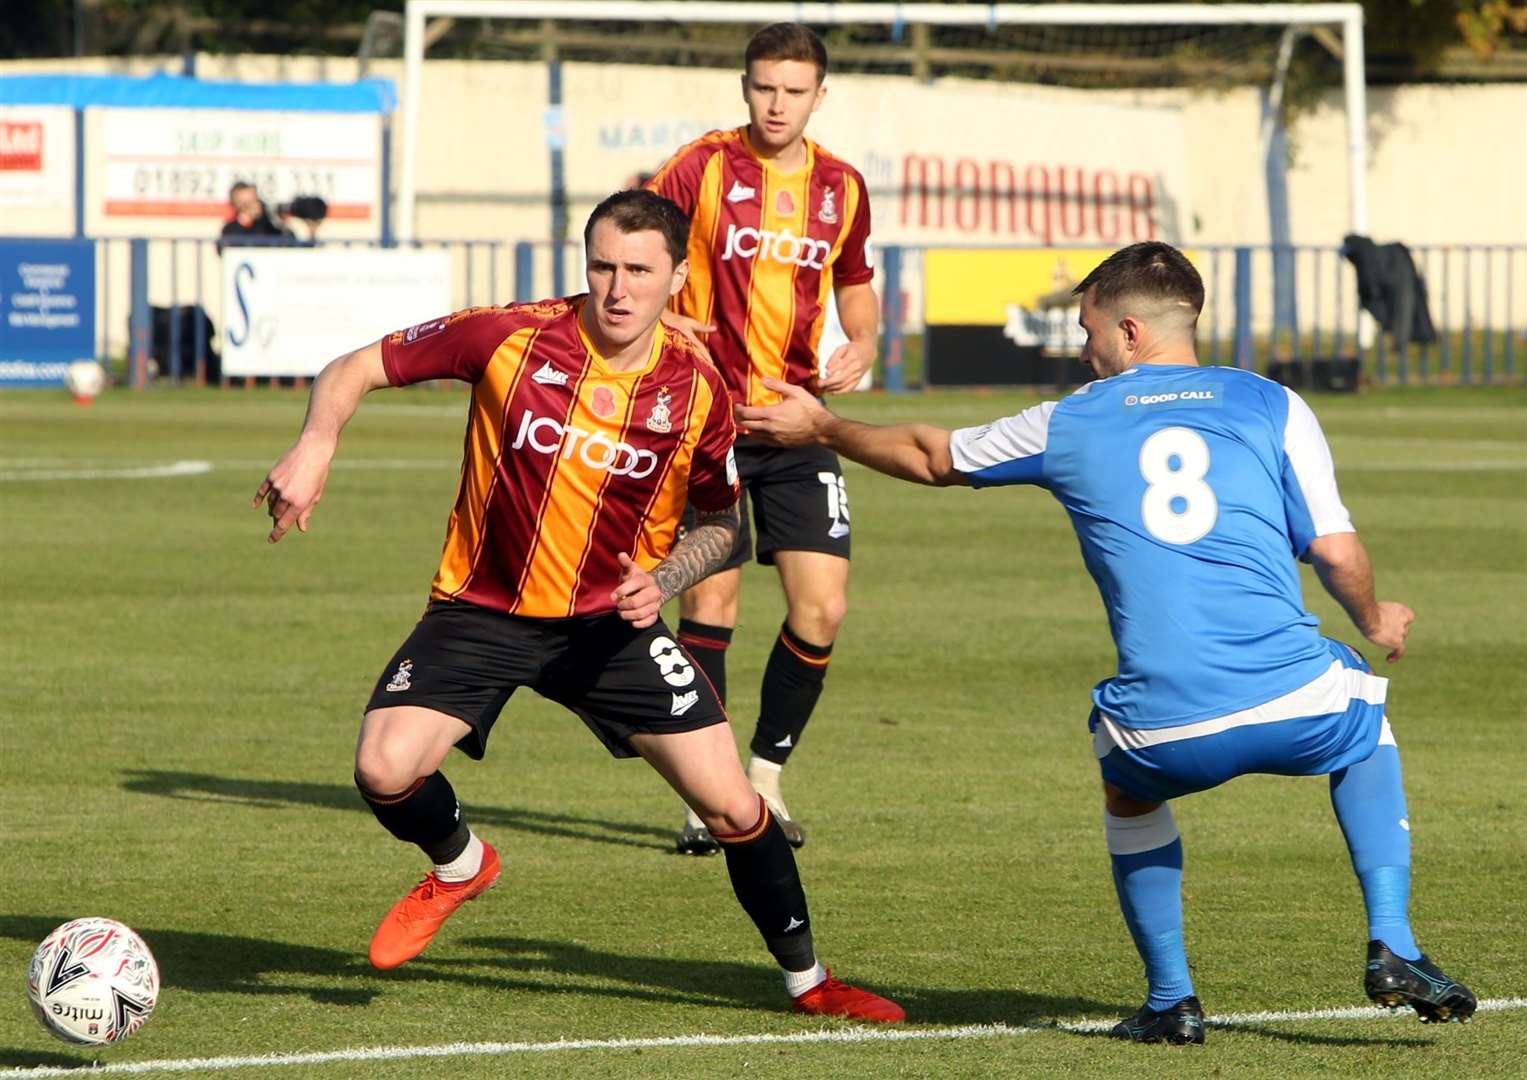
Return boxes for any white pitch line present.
[0,460,212,482]
[5,998,1523,1078]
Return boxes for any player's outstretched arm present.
[737,378,967,487]
[612,502,742,628]
[1306,531,1414,663]
[251,340,390,544]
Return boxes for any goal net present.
[393,3,1369,376]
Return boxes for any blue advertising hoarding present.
[0,239,95,386]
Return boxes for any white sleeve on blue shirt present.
[949,401,1057,487]
[1281,387,1354,551]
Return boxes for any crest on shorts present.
[385,659,413,693]
[818,188,838,225]
[646,386,673,434]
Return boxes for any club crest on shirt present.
[817,188,838,225]
[775,189,796,216]
[591,386,618,419]
[646,386,673,433]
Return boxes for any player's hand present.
[251,438,333,544]
[734,378,831,447]
[1363,601,1415,663]
[660,310,716,363]
[612,552,664,628]
[818,339,874,394]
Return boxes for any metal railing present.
[71,237,1527,389]
[879,242,1523,390]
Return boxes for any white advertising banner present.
[93,108,381,235]
[220,248,450,377]
[560,65,1194,247]
[0,106,75,214]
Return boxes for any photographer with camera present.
[218,181,293,250]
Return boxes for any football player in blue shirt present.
[736,241,1475,1043]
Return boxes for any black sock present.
[678,618,733,706]
[750,623,832,765]
[355,771,470,865]
[714,797,815,971]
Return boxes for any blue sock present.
[1330,743,1419,960]
[1108,814,1193,1011]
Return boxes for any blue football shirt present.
[949,365,1355,729]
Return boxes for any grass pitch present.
[1,383,1523,1078]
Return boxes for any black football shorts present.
[679,438,851,571]
[365,600,727,759]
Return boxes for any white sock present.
[748,757,795,820]
[747,756,783,797]
[683,804,706,830]
[783,961,827,998]
[434,831,483,883]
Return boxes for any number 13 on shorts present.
[819,471,850,540]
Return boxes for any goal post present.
[395,1,1367,246]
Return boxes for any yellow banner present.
[924,248,1115,326]
[924,247,1204,327]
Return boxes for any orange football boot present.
[368,842,500,970]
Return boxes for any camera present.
[277,195,329,224]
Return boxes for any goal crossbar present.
[396,1,1366,242]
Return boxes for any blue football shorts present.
[1092,638,1392,803]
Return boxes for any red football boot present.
[368,842,500,970]
[792,969,906,1023]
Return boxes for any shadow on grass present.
[1,913,1119,1064]
[1217,1021,1438,1049]
[0,1046,89,1069]
[446,934,1118,1027]
[119,769,673,852]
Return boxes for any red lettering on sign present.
[1024,164,1052,245]
[987,160,1017,235]
[900,154,945,229]
[1055,166,1086,241]
[953,158,981,233]
[1128,174,1157,240]
[0,122,43,171]
[1093,170,1121,243]
[898,153,1169,244]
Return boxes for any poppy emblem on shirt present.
[591,386,617,419]
[775,189,796,216]
[818,188,838,225]
[646,386,673,434]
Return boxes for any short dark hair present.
[228,180,255,200]
[584,189,690,267]
[745,22,828,79]
[1073,241,1204,316]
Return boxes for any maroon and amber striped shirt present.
[647,127,873,407]
[381,298,739,619]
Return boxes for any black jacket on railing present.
[1340,234,1438,351]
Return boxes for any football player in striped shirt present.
[736,241,1475,1041]
[647,22,877,854]
[252,190,903,1023]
